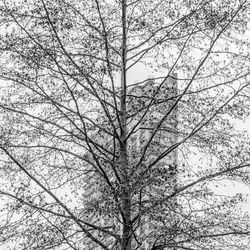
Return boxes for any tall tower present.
[128,75,178,249]
[82,75,178,249]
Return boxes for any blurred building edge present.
[82,74,178,250]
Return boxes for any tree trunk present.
[121,188,132,250]
[120,0,130,249]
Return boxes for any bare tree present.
[0,0,250,249]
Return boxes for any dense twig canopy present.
[0,0,250,249]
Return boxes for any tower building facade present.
[82,75,178,249]
[128,75,178,249]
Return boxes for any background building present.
[82,75,178,249]
[128,75,178,249]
